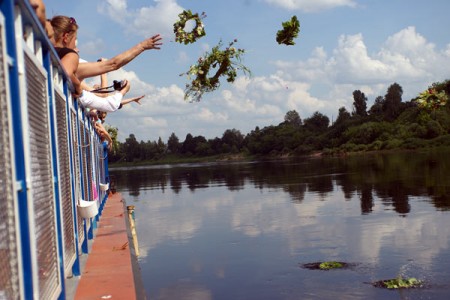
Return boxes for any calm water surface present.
[111,151,450,300]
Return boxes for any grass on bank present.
[109,153,251,168]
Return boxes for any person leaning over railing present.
[29,0,53,37]
[49,18,131,111]
[49,15,162,99]
[88,109,113,151]
[49,16,137,112]
[79,58,146,110]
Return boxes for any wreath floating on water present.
[180,39,251,102]
[276,15,300,46]
[415,88,448,110]
[173,10,206,44]
[372,277,423,289]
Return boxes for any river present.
[111,150,450,299]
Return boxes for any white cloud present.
[79,39,106,56]
[445,44,450,57]
[132,184,450,266]
[100,25,450,143]
[270,27,450,113]
[378,26,444,81]
[98,0,182,38]
[265,0,357,12]
[332,33,392,83]
[97,0,129,25]
[155,282,212,300]
[195,108,228,122]
[132,0,182,38]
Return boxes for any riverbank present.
[109,146,450,169]
[109,153,250,168]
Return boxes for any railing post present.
[44,45,67,300]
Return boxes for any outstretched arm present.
[121,95,145,106]
[77,34,163,80]
[98,58,108,89]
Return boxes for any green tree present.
[181,134,207,155]
[195,142,212,156]
[303,111,329,133]
[344,122,391,145]
[167,132,180,154]
[124,134,139,162]
[208,137,222,154]
[369,96,384,117]
[284,110,302,127]
[327,107,353,147]
[157,137,166,157]
[352,90,368,117]
[181,133,195,155]
[221,129,244,153]
[334,107,351,125]
[244,126,262,154]
[383,82,403,121]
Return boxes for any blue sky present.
[44,0,450,142]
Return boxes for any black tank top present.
[55,47,78,59]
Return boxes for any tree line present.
[108,79,450,164]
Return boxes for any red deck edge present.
[74,192,137,300]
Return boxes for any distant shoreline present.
[108,146,450,169]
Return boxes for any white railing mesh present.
[0,17,20,300]
[55,91,76,273]
[71,110,84,244]
[24,53,59,299]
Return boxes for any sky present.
[43,0,450,142]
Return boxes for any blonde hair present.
[50,15,78,43]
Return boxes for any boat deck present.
[74,192,138,300]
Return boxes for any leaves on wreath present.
[276,15,300,46]
[173,10,206,44]
[415,88,448,110]
[180,40,251,102]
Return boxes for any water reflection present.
[111,151,450,299]
[112,151,450,214]
[156,282,212,300]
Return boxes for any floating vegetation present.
[319,261,344,270]
[372,277,423,289]
[301,261,350,270]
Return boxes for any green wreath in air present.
[276,15,300,46]
[180,39,251,102]
[173,10,206,44]
[415,88,448,110]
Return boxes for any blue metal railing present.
[0,1,110,299]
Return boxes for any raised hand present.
[140,34,163,51]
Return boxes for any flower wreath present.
[180,40,251,102]
[276,15,300,46]
[173,10,206,44]
[415,88,448,110]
